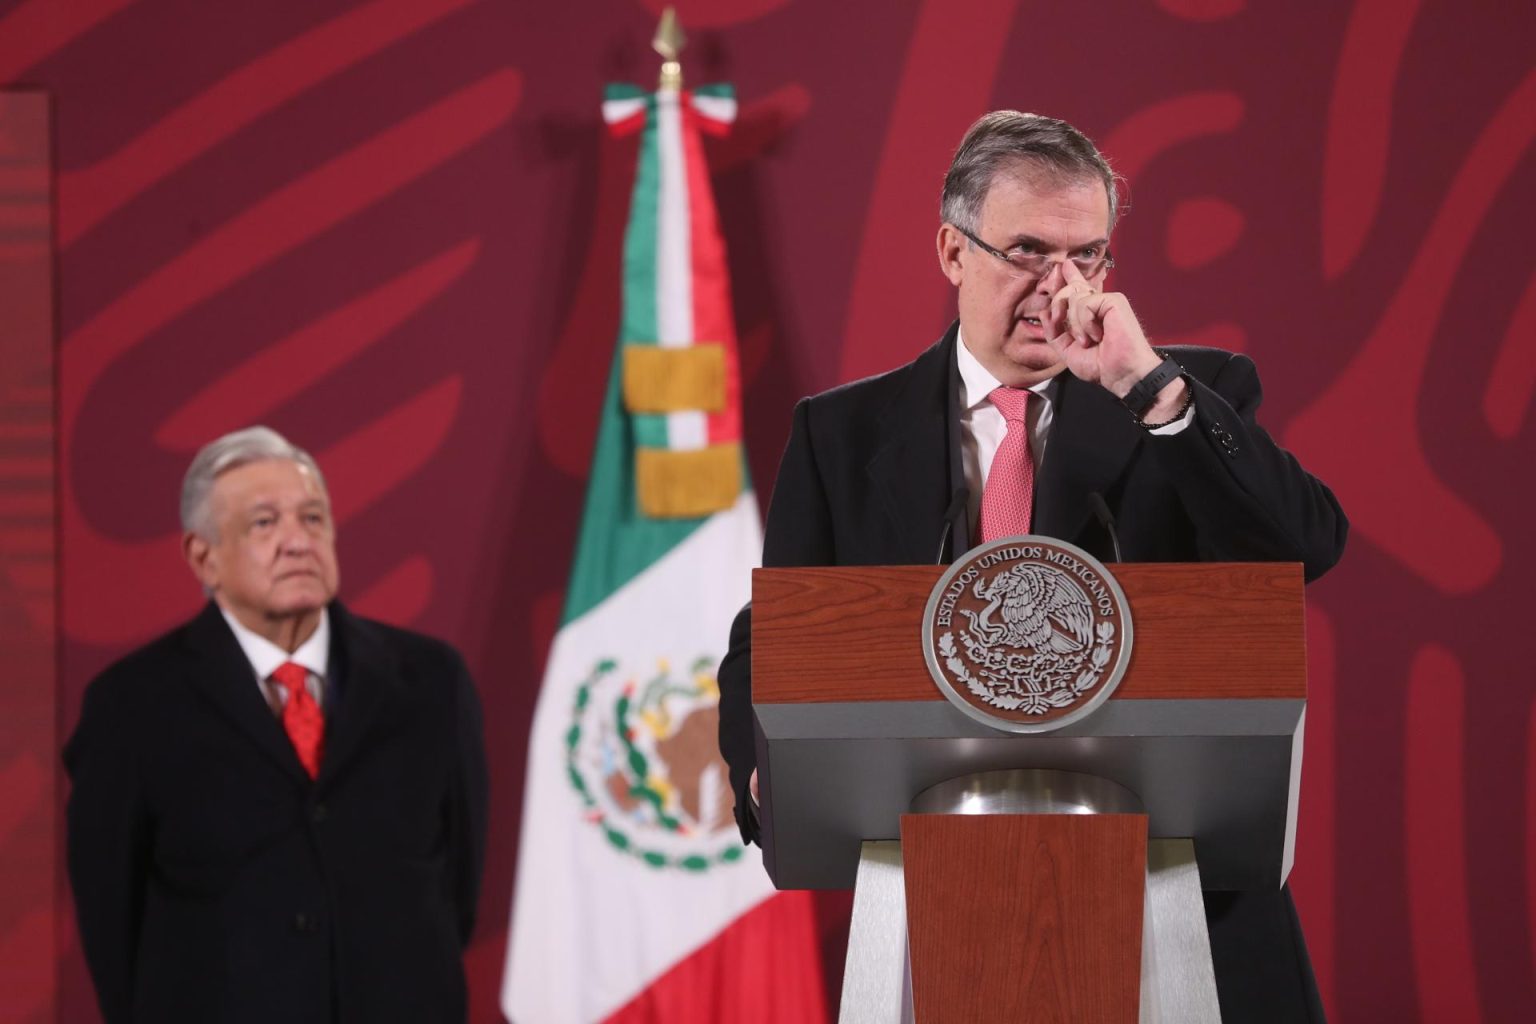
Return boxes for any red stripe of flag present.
[602,892,829,1024]
[680,96,742,447]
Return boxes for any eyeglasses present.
[954,225,1114,279]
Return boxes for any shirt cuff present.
[1148,402,1196,435]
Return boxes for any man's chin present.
[999,338,1064,382]
[268,584,335,614]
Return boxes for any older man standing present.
[65,426,487,1024]
[719,111,1347,1021]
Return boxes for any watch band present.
[1136,374,1195,429]
[1121,355,1183,416]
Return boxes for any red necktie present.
[979,386,1035,542]
[271,661,324,779]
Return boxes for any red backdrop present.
[2,0,1532,1021]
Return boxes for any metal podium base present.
[839,841,912,1024]
[1141,838,1221,1023]
[838,770,1221,1023]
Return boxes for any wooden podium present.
[750,562,1308,1023]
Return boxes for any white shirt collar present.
[956,326,1056,409]
[219,606,330,683]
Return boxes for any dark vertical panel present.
[0,88,57,1024]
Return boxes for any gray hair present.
[940,111,1121,234]
[180,426,327,539]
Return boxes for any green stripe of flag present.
[561,355,702,625]
[633,414,670,449]
[620,95,660,348]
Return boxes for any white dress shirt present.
[219,606,330,713]
[955,328,1194,534]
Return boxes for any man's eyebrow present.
[1004,233,1110,250]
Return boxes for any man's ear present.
[937,224,967,286]
[184,531,217,590]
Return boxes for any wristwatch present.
[1120,355,1183,416]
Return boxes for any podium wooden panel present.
[902,814,1148,1023]
[754,562,1305,704]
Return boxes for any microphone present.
[935,487,970,564]
[1089,491,1123,563]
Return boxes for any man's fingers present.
[1047,290,1072,338]
[1070,293,1097,345]
[1062,258,1092,288]
[1085,311,1105,343]
[1051,282,1086,315]
[1054,285,1102,346]
[1079,290,1111,344]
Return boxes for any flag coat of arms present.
[502,81,826,1023]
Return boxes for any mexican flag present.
[501,82,827,1022]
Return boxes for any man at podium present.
[719,111,1346,1021]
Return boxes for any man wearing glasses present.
[718,111,1346,1022]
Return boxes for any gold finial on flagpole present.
[653,6,686,91]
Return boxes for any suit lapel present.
[316,602,396,788]
[946,337,972,558]
[184,602,310,785]
[1034,372,1145,544]
[867,328,960,564]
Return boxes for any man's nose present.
[1034,258,1069,294]
[278,517,314,552]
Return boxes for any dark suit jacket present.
[65,601,489,1024]
[717,324,1346,1022]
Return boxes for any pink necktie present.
[271,661,324,779]
[979,386,1034,542]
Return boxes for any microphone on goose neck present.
[936,487,970,564]
[1089,491,1123,563]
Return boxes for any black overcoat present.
[65,600,488,1024]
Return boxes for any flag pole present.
[653,6,685,91]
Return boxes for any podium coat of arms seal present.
[922,536,1134,732]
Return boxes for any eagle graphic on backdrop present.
[959,563,1094,655]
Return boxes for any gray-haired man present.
[719,111,1345,1022]
[65,426,488,1024]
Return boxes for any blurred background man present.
[65,427,488,1024]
